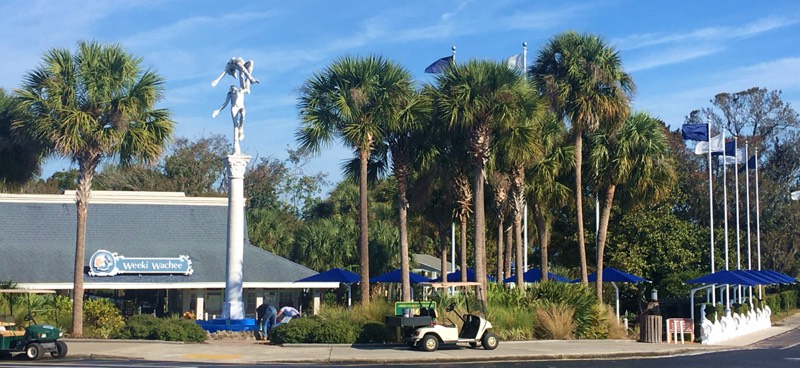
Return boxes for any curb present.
[62,338,185,344]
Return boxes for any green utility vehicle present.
[0,289,67,360]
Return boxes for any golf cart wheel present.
[481,332,499,350]
[24,342,44,360]
[420,334,439,352]
[51,341,68,358]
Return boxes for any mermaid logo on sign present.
[89,249,119,276]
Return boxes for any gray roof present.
[0,192,317,288]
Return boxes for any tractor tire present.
[51,341,68,358]
[481,332,499,350]
[24,342,44,360]
[420,334,439,352]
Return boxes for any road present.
[1,328,799,368]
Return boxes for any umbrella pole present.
[612,282,620,321]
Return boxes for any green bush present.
[270,317,321,344]
[356,322,395,343]
[732,303,750,315]
[765,294,781,313]
[312,319,359,344]
[84,298,125,338]
[780,290,797,311]
[526,283,603,339]
[116,314,207,342]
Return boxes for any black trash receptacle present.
[639,315,662,343]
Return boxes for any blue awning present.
[369,269,431,284]
[431,268,496,282]
[503,268,570,283]
[685,270,760,286]
[295,268,359,283]
[762,270,797,284]
[571,267,648,283]
[734,270,780,285]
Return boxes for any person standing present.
[256,302,277,339]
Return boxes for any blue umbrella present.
[503,268,570,283]
[584,267,648,283]
[685,270,760,286]
[370,269,432,284]
[431,268,497,282]
[295,268,360,283]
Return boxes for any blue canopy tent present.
[503,268,570,283]
[733,270,780,285]
[685,270,761,320]
[370,270,432,300]
[762,270,797,284]
[575,267,649,320]
[296,268,360,307]
[431,268,497,282]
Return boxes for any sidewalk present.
[62,313,800,365]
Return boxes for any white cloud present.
[626,45,724,72]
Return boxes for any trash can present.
[639,315,662,343]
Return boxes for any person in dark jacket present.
[256,302,277,338]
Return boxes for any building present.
[0,191,337,319]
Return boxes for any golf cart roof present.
[420,281,483,289]
[0,289,57,294]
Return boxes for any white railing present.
[700,305,771,344]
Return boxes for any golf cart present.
[402,282,499,352]
[0,289,67,360]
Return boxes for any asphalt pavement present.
[57,313,800,365]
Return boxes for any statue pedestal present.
[222,153,251,320]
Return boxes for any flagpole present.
[707,120,716,304]
[722,131,730,312]
[735,139,742,303]
[745,141,753,305]
[522,41,529,272]
[452,45,456,63]
[755,147,762,299]
[522,41,527,80]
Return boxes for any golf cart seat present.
[0,316,25,337]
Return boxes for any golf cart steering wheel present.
[446,303,456,312]
[24,311,36,322]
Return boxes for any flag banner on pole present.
[713,140,737,157]
[425,56,454,74]
[722,148,744,165]
[791,191,800,201]
[506,53,524,70]
[695,133,724,154]
[738,155,756,174]
[681,124,709,141]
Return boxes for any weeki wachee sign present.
[89,249,193,276]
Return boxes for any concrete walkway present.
[61,313,800,365]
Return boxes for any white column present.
[313,290,321,315]
[196,292,205,321]
[222,153,251,320]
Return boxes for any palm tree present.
[14,41,174,336]
[530,32,635,284]
[0,88,48,190]
[526,113,573,282]
[588,111,676,300]
[435,60,526,295]
[488,171,510,283]
[297,55,413,305]
[494,82,547,288]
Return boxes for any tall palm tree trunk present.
[575,133,588,285]
[460,219,468,282]
[438,224,449,285]
[398,179,410,301]
[496,219,504,284]
[72,156,98,337]
[504,225,513,279]
[596,184,616,301]
[358,148,370,305]
[533,205,551,282]
[514,216,524,289]
[473,162,487,296]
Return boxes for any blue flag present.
[681,124,708,141]
[712,140,736,157]
[425,56,453,74]
[738,155,756,174]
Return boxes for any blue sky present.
[2,1,799,191]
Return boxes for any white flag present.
[506,53,524,70]
[792,191,800,201]
[695,133,724,154]
[722,148,744,165]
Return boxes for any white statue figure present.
[212,85,246,152]
[211,57,259,94]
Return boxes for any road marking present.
[780,341,800,350]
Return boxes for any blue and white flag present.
[721,148,744,165]
[738,155,756,174]
[694,133,724,154]
[506,53,524,70]
[791,191,800,201]
[681,124,709,141]
[425,56,454,74]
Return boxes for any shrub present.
[116,314,160,339]
[270,317,321,344]
[166,318,208,342]
[312,319,359,344]
[780,290,797,311]
[526,282,602,339]
[488,306,535,341]
[765,294,781,313]
[534,302,575,340]
[84,298,125,338]
[601,304,628,340]
[356,322,395,343]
